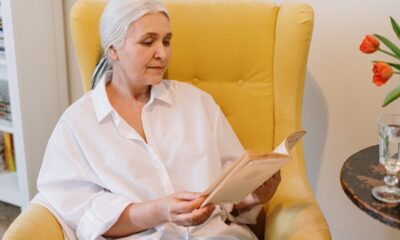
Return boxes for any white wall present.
[63,0,400,239]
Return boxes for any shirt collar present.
[91,71,172,123]
[92,71,114,123]
[150,80,173,106]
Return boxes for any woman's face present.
[111,12,172,87]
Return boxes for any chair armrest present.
[3,203,64,240]
[264,177,331,240]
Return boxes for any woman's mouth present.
[147,66,164,74]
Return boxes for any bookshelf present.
[0,0,69,209]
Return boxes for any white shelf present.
[0,171,20,206]
[0,64,7,80]
[0,118,12,132]
[0,0,69,209]
[0,58,7,66]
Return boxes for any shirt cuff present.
[222,203,263,225]
[77,192,133,240]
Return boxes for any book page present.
[202,153,248,195]
[273,130,307,154]
[202,155,289,207]
[201,129,306,207]
[202,152,284,196]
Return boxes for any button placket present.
[113,113,142,142]
[142,106,175,195]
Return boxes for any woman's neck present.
[108,71,151,104]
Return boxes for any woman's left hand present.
[233,171,281,212]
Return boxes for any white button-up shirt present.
[32,72,260,240]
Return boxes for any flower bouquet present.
[360,17,400,107]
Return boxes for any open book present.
[201,130,306,207]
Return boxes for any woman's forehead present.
[128,12,171,37]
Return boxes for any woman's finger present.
[175,191,203,201]
[174,204,215,226]
[171,196,205,214]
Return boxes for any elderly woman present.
[32,0,281,239]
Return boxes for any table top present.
[340,145,400,229]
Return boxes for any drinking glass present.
[372,114,400,203]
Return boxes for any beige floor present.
[0,201,20,238]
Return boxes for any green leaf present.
[390,17,400,40]
[382,84,400,107]
[388,62,400,71]
[371,60,400,71]
[374,34,400,57]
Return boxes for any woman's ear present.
[108,46,119,61]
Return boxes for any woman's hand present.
[103,192,214,238]
[234,171,281,213]
[158,192,215,227]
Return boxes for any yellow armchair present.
[4,0,331,239]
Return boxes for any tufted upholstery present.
[3,0,331,239]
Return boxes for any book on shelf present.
[0,81,9,97]
[0,101,10,112]
[2,132,15,172]
[201,129,306,207]
[0,110,11,121]
[0,134,4,172]
[0,81,10,121]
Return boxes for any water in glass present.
[373,115,400,203]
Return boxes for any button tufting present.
[238,79,244,86]
[193,78,199,84]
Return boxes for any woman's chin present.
[147,76,164,85]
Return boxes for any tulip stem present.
[378,48,400,60]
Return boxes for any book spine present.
[3,132,15,172]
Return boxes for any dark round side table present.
[340,145,400,229]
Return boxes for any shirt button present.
[238,79,245,86]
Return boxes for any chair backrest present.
[71,0,313,175]
[71,0,313,147]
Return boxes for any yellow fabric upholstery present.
[3,203,64,240]
[4,0,331,239]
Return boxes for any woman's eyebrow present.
[139,32,173,39]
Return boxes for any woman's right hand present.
[158,192,215,227]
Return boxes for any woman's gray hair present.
[100,0,169,61]
[92,0,169,88]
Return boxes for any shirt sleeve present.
[213,107,245,168]
[213,106,263,225]
[36,120,133,240]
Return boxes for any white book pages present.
[201,130,307,207]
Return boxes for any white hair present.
[100,0,169,62]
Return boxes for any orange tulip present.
[372,62,393,86]
[360,35,380,54]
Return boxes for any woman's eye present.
[141,40,153,46]
[140,39,170,47]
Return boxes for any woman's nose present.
[154,43,167,60]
